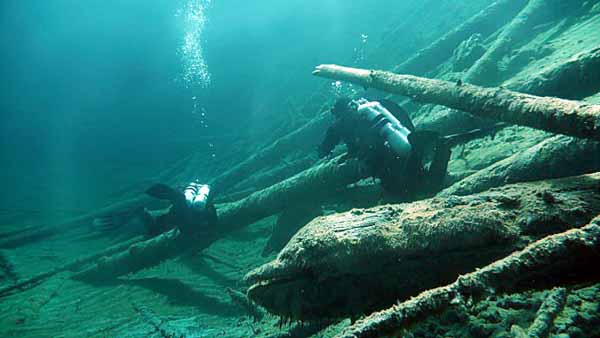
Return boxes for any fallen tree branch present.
[312,64,600,141]
[511,287,568,338]
[439,135,600,196]
[415,45,600,133]
[337,216,600,338]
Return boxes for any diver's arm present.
[318,127,341,158]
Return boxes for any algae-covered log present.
[245,173,600,320]
[312,64,600,141]
[439,135,600,196]
[73,156,368,281]
[508,46,600,99]
[511,287,568,338]
[393,0,529,76]
[337,217,600,338]
[73,229,190,281]
[216,155,368,233]
[416,45,600,133]
[464,0,560,85]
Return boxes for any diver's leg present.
[425,139,452,193]
[142,208,175,237]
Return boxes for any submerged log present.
[439,135,600,196]
[416,45,600,134]
[511,287,568,338]
[508,46,600,100]
[337,218,600,338]
[245,173,600,320]
[313,64,600,141]
[464,0,560,85]
[73,230,189,282]
[74,156,369,281]
[393,0,529,76]
[216,155,368,233]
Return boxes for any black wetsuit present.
[142,203,217,238]
[319,99,451,199]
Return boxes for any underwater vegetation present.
[2,0,600,337]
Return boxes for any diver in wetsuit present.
[319,98,499,199]
[141,180,217,237]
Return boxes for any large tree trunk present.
[337,216,600,338]
[245,173,600,321]
[464,0,561,86]
[312,64,600,141]
[507,46,600,99]
[440,135,600,196]
[393,0,529,76]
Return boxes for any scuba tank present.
[353,99,413,159]
[184,181,212,211]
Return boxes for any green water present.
[1,1,600,337]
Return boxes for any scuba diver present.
[319,97,502,199]
[141,180,217,237]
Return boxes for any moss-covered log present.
[464,0,560,85]
[511,287,568,338]
[313,64,600,141]
[337,217,600,338]
[507,46,600,99]
[439,135,600,196]
[415,45,600,134]
[393,0,529,76]
[216,155,368,233]
[245,173,600,321]
[73,229,190,282]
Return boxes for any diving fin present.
[146,183,184,205]
[379,99,416,132]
